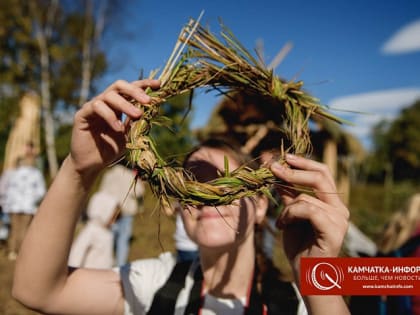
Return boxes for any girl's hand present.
[270,154,349,271]
[70,79,160,178]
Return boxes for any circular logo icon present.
[306,262,344,291]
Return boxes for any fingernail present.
[271,162,284,172]
[131,106,142,116]
[141,94,151,103]
[114,120,124,131]
[286,153,297,161]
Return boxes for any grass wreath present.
[125,13,344,210]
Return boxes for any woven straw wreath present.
[125,14,343,210]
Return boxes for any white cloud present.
[381,19,420,54]
[329,87,420,113]
[328,87,420,148]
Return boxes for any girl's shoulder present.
[122,252,177,276]
[116,252,177,315]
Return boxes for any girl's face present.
[180,146,267,251]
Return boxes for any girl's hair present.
[378,193,420,254]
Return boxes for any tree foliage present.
[387,100,420,180]
[368,100,420,181]
[150,92,196,164]
[0,0,107,173]
[0,0,107,105]
[1,1,197,174]
[366,119,392,180]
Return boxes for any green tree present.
[387,100,420,180]
[150,93,196,164]
[368,100,420,182]
[0,0,107,176]
[366,119,392,181]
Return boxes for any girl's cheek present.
[181,206,197,220]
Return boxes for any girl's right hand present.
[70,79,160,178]
[270,154,349,266]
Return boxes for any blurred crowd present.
[0,151,145,267]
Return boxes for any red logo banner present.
[300,257,420,295]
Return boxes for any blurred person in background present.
[0,169,13,248]
[2,142,45,260]
[68,191,120,269]
[378,193,420,315]
[350,193,420,315]
[99,162,145,266]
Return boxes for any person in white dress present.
[99,163,144,266]
[2,150,45,260]
[68,191,119,269]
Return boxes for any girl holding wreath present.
[12,79,350,315]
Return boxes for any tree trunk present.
[337,159,351,206]
[30,0,59,178]
[79,0,107,107]
[384,161,394,213]
[323,138,337,180]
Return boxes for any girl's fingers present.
[270,157,342,207]
[277,199,330,229]
[270,154,351,260]
[85,79,160,125]
[103,79,160,110]
[131,79,161,90]
[274,183,298,205]
[90,100,124,132]
[278,195,349,230]
[285,154,336,187]
[276,199,348,254]
[289,193,349,221]
[105,80,148,103]
[101,91,141,119]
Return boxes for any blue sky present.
[100,0,420,150]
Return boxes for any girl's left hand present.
[70,79,160,177]
[270,154,349,272]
